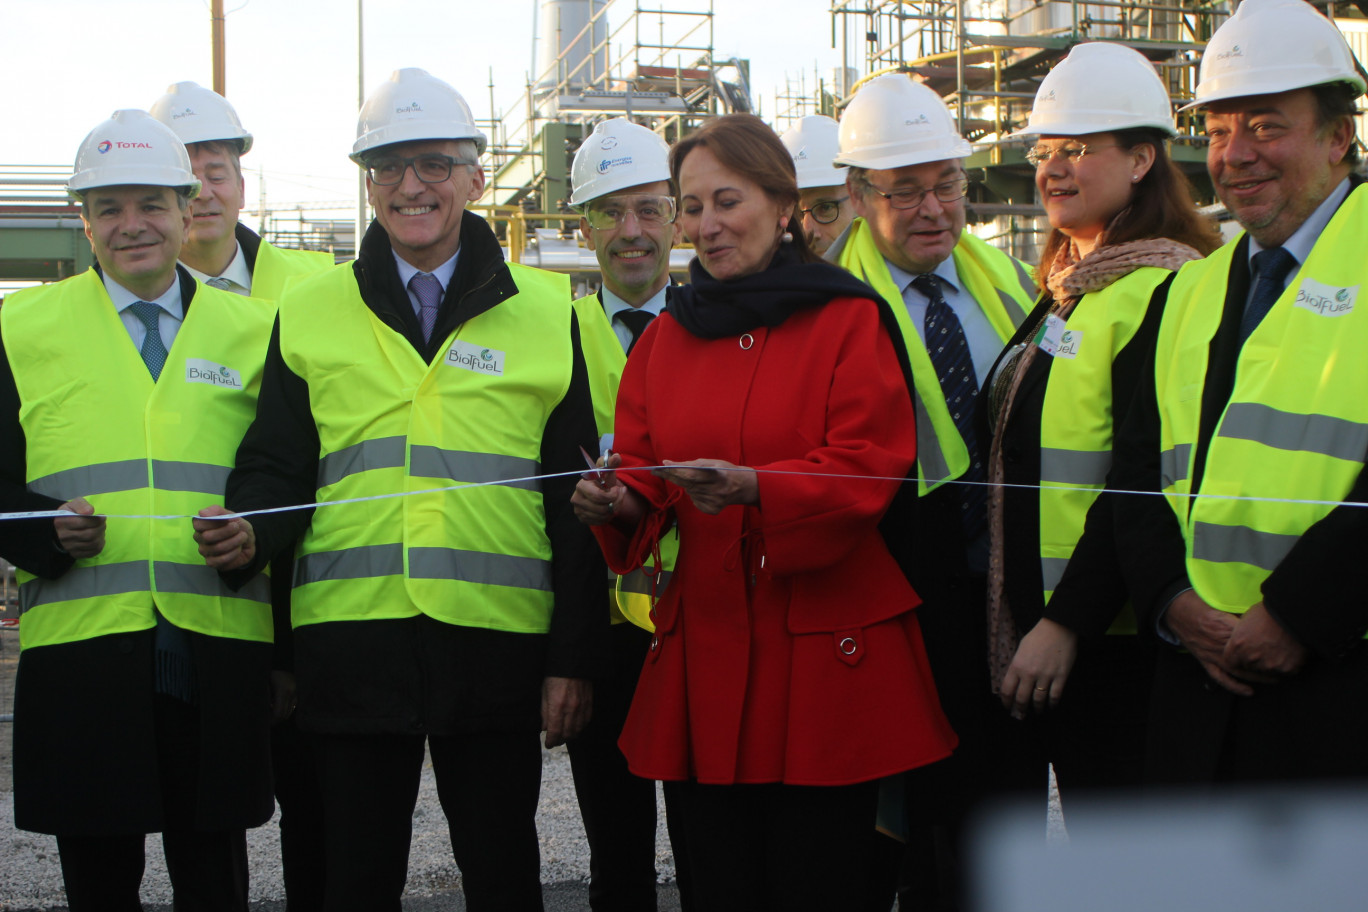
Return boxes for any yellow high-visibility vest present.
[1156,186,1368,615]
[250,240,333,302]
[836,219,1035,494]
[279,263,575,632]
[3,269,275,649]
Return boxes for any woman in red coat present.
[572,114,955,911]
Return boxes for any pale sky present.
[2,0,847,212]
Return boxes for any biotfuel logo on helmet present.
[396,101,424,114]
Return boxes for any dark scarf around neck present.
[666,243,881,339]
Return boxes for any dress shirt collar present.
[1247,176,1350,268]
[394,249,459,294]
[180,240,253,294]
[601,284,669,321]
[884,250,963,299]
[103,268,184,320]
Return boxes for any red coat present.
[594,295,957,786]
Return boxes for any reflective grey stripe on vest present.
[1192,522,1300,572]
[19,559,263,613]
[294,543,404,586]
[152,461,230,495]
[1218,402,1368,462]
[153,561,270,604]
[620,568,673,596]
[20,560,147,613]
[1039,448,1110,486]
[1041,557,1071,593]
[409,548,553,591]
[1160,443,1192,489]
[28,460,146,499]
[317,436,406,489]
[1011,260,1036,310]
[28,460,229,499]
[913,386,953,488]
[409,446,541,491]
[995,288,1028,328]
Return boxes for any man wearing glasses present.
[828,73,1036,911]
[193,68,606,911]
[562,116,693,912]
[780,114,852,256]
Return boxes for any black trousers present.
[272,716,326,912]
[566,623,659,912]
[672,779,879,912]
[56,695,249,912]
[312,729,543,912]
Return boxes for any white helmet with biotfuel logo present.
[351,68,488,163]
[781,114,847,189]
[149,81,254,154]
[834,74,972,170]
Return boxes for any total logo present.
[597,155,633,174]
[99,140,154,152]
[446,340,506,376]
[185,358,245,389]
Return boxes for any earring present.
[1132,174,1140,182]
[781,231,793,243]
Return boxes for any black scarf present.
[667,243,881,338]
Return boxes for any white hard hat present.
[69,109,201,198]
[148,81,254,154]
[780,115,848,189]
[351,68,488,163]
[1183,0,1366,111]
[1013,43,1177,138]
[569,117,671,206]
[834,74,972,170]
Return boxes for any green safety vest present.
[836,218,1034,494]
[250,241,333,302]
[3,269,275,650]
[1036,267,1174,634]
[570,292,677,632]
[1156,185,1368,616]
[280,262,574,632]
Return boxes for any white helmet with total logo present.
[351,68,488,163]
[834,74,972,170]
[69,109,200,197]
[1183,0,1366,110]
[1014,43,1178,137]
[148,81,254,154]
[780,114,848,189]
[569,117,672,206]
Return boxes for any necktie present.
[408,272,443,343]
[130,301,167,381]
[615,309,655,354]
[914,273,988,543]
[1239,246,1297,345]
[205,276,238,293]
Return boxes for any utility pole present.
[211,0,226,95]
[356,0,367,257]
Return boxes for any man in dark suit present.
[1111,0,1368,784]
[1,110,275,911]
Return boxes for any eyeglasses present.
[583,195,677,230]
[799,196,849,225]
[366,154,475,186]
[1024,142,1117,168]
[862,177,968,211]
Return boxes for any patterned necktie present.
[1239,246,1297,345]
[615,309,655,355]
[130,301,167,381]
[205,276,239,293]
[408,272,443,343]
[914,273,988,543]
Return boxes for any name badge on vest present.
[1294,278,1358,318]
[446,340,506,376]
[184,358,245,389]
[1035,313,1081,359]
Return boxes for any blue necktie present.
[1239,246,1297,345]
[915,273,988,543]
[409,272,443,343]
[130,301,167,381]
